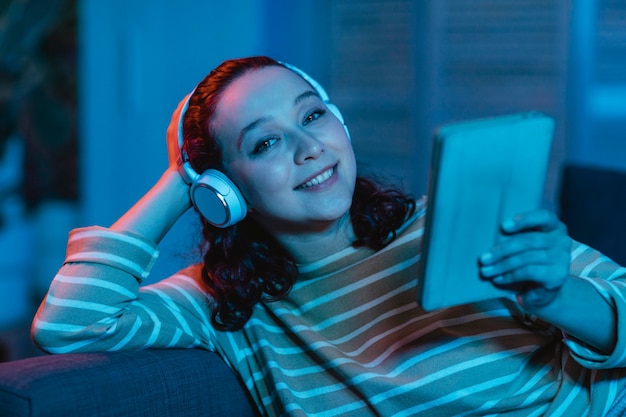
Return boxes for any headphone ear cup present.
[190,169,247,228]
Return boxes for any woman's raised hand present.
[166,93,192,170]
[478,209,572,310]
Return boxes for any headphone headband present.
[280,61,330,102]
[176,90,196,184]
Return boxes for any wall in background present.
[568,0,626,171]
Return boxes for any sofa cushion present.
[0,349,257,417]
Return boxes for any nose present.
[293,131,324,164]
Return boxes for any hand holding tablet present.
[417,112,555,311]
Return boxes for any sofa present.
[0,348,258,417]
[558,163,626,266]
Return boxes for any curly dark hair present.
[182,56,416,331]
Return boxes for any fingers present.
[481,260,567,291]
[480,248,554,279]
[480,228,569,268]
[500,209,562,234]
[478,209,572,303]
[166,93,192,167]
[481,210,569,264]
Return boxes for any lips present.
[295,166,336,190]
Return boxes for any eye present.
[252,136,280,155]
[303,108,326,125]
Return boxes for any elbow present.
[30,309,99,354]
[30,320,52,354]
[31,301,55,353]
[30,314,74,354]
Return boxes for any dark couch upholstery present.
[559,163,626,266]
[0,349,258,417]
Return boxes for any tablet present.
[416,112,555,311]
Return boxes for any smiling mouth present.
[295,166,336,190]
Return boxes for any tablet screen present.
[416,112,555,311]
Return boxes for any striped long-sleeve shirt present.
[32,210,626,416]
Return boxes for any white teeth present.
[298,168,334,189]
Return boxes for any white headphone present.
[176,61,349,228]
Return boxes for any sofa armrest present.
[0,349,257,417]
[559,163,626,266]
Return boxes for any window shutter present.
[329,0,423,194]
[330,0,569,202]
[433,0,569,203]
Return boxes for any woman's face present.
[211,66,357,234]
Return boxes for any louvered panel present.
[328,0,569,200]
[434,0,568,204]
[437,0,566,121]
[329,0,421,193]
[330,0,415,98]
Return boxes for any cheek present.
[232,163,292,206]
[330,120,355,163]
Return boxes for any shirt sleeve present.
[563,240,626,368]
[32,226,217,354]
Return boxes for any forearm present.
[32,226,208,353]
[33,225,157,352]
[526,275,616,354]
[111,168,192,243]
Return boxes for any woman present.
[33,56,626,416]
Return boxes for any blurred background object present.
[0,0,77,213]
[0,0,76,344]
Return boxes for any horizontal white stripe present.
[71,228,157,254]
[369,346,536,409]
[288,254,419,316]
[33,318,85,333]
[297,245,360,274]
[460,363,553,416]
[296,215,423,277]
[44,334,109,354]
[242,308,515,367]
[302,277,416,333]
[240,326,534,387]
[395,371,524,417]
[56,274,137,298]
[66,251,150,279]
[46,294,119,314]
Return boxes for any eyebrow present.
[237,90,320,148]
